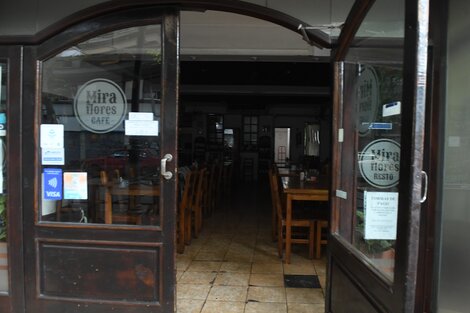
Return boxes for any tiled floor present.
[176,181,327,313]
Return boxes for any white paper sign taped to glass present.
[125,111,158,135]
[383,101,401,117]
[364,191,398,240]
[74,79,127,134]
[359,139,400,189]
[40,124,64,148]
[43,168,63,200]
[63,172,88,200]
[41,148,65,165]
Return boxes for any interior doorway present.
[274,128,290,166]
[176,10,331,312]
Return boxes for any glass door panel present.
[40,25,163,226]
[335,0,405,282]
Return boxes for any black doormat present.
[284,274,321,288]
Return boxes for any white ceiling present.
[179,0,404,59]
[180,10,328,59]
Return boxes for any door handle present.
[420,170,428,203]
[161,154,173,180]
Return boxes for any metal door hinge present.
[338,128,344,142]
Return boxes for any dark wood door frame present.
[0,46,25,313]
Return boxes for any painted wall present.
[437,0,470,312]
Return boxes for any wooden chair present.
[190,168,206,238]
[56,200,87,223]
[316,220,328,259]
[270,164,280,241]
[177,169,193,253]
[268,169,315,261]
[99,170,142,225]
[183,169,197,245]
[214,162,224,206]
[222,162,233,198]
[205,164,217,216]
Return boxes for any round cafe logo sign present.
[74,79,127,133]
[358,139,400,189]
[356,65,379,137]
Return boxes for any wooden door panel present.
[38,240,161,303]
[22,8,179,313]
[330,261,380,313]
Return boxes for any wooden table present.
[278,168,300,177]
[281,176,329,263]
[104,183,160,224]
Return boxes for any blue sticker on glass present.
[368,123,392,130]
[44,168,63,200]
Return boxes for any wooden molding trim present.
[332,0,376,61]
[0,0,332,48]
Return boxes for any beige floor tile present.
[283,263,316,275]
[220,261,252,273]
[176,185,328,311]
[176,299,205,313]
[255,243,279,253]
[249,273,284,287]
[179,271,217,284]
[285,288,324,304]
[233,235,257,243]
[247,286,286,303]
[245,302,287,313]
[318,275,326,288]
[312,258,327,268]
[224,252,254,263]
[201,245,230,253]
[177,284,211,300]
[287,303,325,313]
[207,285,248,302]
[177,257,192,271]
[227,246,255,256]
[214,272,250,286]
[187,261,223,272]
[288,254,314,265]
[195,250,227,261]
[315,265,327,276]
[182,246,203,258]
[201,300,245,313]
[251,262,283,274]
[176,271,184,282]
[253,252,282,263]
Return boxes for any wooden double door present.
[0,1,434,313]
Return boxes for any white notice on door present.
[364,191,398,240]
[40,124,64,148]
[125,120,159,136]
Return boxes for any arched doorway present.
[0,0,430,312]
[18,2,331,313]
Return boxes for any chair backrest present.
[100,170,108,185]
[193,168,207,208]
[268,169,284,220]
[179,170,194,211]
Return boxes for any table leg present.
[285,194,292,264]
